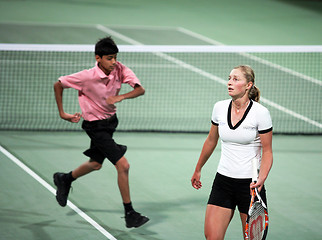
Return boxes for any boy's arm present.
[106,84,145,105]
[54,81,81,123]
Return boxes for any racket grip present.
[252,158,258,182]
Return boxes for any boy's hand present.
[60,112,81,123]
[106,95,124,105]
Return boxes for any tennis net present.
[0,44,321,134]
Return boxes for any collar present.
[95,62,110,79]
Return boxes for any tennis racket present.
[244,158,269,240]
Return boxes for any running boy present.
[53,36,149,228]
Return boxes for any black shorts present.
[207,173,267,214]
[81,114,127,165]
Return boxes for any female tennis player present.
[53,36,149,228]
[191,65,273,240]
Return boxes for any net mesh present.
[0,44,321,134]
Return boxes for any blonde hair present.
[234,65,260,102]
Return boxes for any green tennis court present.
[1,132,321,239]
[1,0,322,239]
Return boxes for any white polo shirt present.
[211,99,272,179]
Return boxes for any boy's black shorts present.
[82,114,127,165]
[207,173,267,214]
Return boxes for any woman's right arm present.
[191,124,219,189]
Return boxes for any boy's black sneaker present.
[53,172,71,207]
[125,210,149,228]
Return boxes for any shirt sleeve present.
[258,106,273,133]
[211,102,219,125]
[119,62,141,87]
[59,70,86,91]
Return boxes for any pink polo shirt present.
[59,61,141,121]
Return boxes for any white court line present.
[178,27,322,87]
[96,25,142,45]
[0,145,117,240]
[96,25,322,129]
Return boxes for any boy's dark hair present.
[95,36,119,57]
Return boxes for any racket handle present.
[252,157,258,182]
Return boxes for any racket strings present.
[248,202,265,240]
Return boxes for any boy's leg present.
[115,156,131,203]
[72,159,102,178]
[54,159,101,207]
[115,156,149,228]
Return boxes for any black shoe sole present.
[126,216,150,228]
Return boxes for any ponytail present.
[249,85,260,102]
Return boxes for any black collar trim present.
[227,100,253,130]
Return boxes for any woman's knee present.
[205,231,223,240]
[204,205,233,240]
